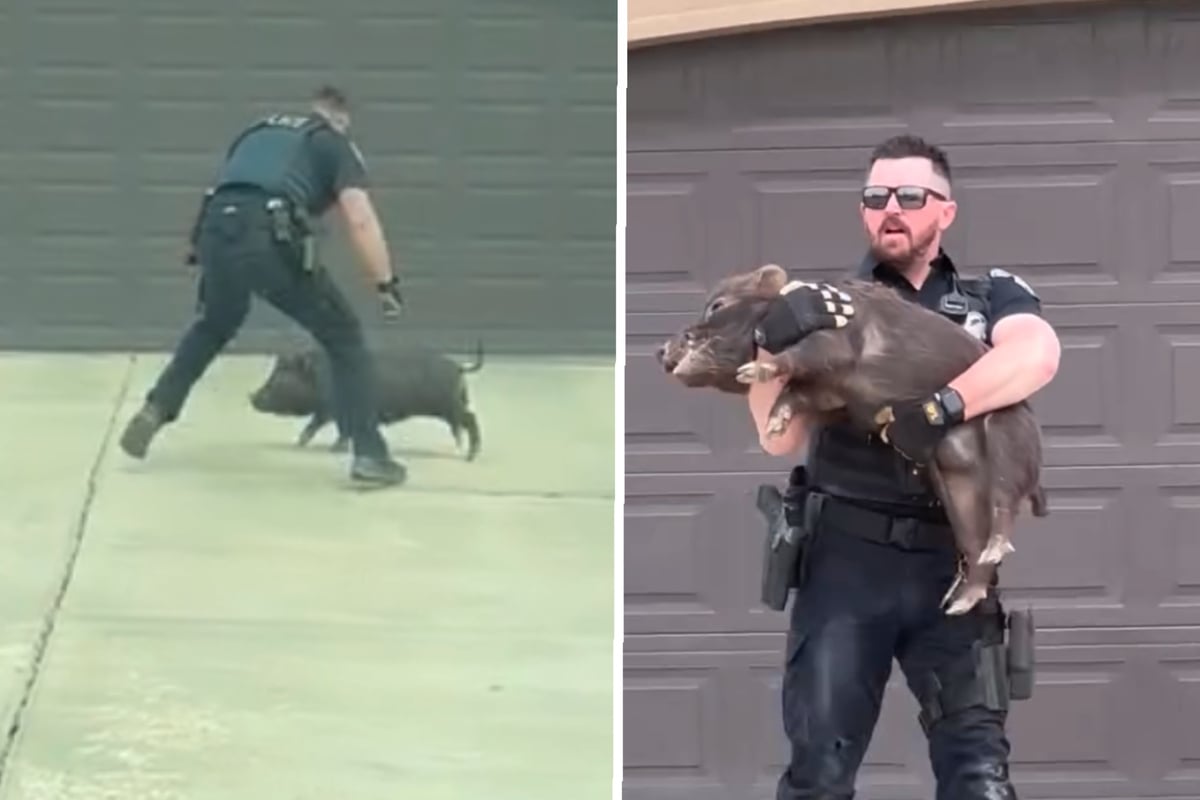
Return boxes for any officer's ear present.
[937,197,958,233]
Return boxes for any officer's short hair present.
[313,85,351,113]
[869,134,952,185]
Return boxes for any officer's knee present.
[195,294,250,339]
[783,728,869,798]
[779,746,861,799]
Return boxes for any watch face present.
[938,389,965,422]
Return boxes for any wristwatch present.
[931,386,966,426]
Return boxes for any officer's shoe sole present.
[350,456,408,488]
[119,405,164,460]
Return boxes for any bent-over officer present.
[750,134,1061,799]
[119,85,406,487]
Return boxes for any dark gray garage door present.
[625,2,1200,798]
[0,0,614,357]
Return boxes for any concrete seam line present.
[0,353,136,785]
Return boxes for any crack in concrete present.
[0,354,136,788]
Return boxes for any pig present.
[250,340,483,461]
[656,263,1049,615]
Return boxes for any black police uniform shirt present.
[302,124,370,217]
[216,113,370,218]
[859,247,1043,339]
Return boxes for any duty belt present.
[811,493,956,552]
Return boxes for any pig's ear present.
[753,263,788,294]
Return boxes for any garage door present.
[625,2,1200,798]
[0,0,614,357]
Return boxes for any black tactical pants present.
[146,190,390,460]
[776,499,1016,800]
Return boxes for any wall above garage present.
[630,0,1104,48]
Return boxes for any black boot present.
[350,455,407,487]
[119,402,165,459]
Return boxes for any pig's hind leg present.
[928,427,997,615]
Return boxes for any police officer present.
[749,134,1061,799]
[118,85,407,487]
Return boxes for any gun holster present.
[754,471,820,612]
[265,197,317,272]
[1005,606,1035,701]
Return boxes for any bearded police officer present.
[749,135,1061,800]
[119,85,407,487]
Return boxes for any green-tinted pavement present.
[0,353,614,800]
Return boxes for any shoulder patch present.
[988,267,1038,299]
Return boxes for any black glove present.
[754,281,855,353]
[876,386,966,464]
[377,276,403,318]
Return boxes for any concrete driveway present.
[0,352,614,800]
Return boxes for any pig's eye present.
[704,299,725,320]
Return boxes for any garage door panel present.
[632,143,1200,307]
[627,468,1200,632]
[1037,304,1200,466]
[626,642,1200,800]
[632,4,1200,155]
[625,348,762,471]
[1143,145,1200,296]
[624,651,928,800]
[627,153,740,297]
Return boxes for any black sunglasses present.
[861,185,948,211]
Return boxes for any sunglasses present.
[861,185,947,211]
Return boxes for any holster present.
[915,597,1035,735]
[754,467,819,612]
[1006,606,1035,701]
[265,197,317,273]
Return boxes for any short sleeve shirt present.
[860,249,1042,343]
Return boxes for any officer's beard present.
[869,221,939,275]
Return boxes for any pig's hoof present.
[939,569,965,610]
[765,409,793,437]
[945,584,988,616]
[736,361,777,384]
[978,538,1014,565]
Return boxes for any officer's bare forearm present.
[346,217,394,284]
[336,187,394,284]
[947,313,1061,420]
[748,350,812,455]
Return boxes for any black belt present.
[812,492,956,552]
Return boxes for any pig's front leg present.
[297,411,330,447]
[736,330,856,386]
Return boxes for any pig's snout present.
[657,340,683,373]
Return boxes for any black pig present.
[657,264,1048,616]
[250,341,483,461]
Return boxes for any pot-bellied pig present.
[250,340,483,461]
[657,263,1048,615]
